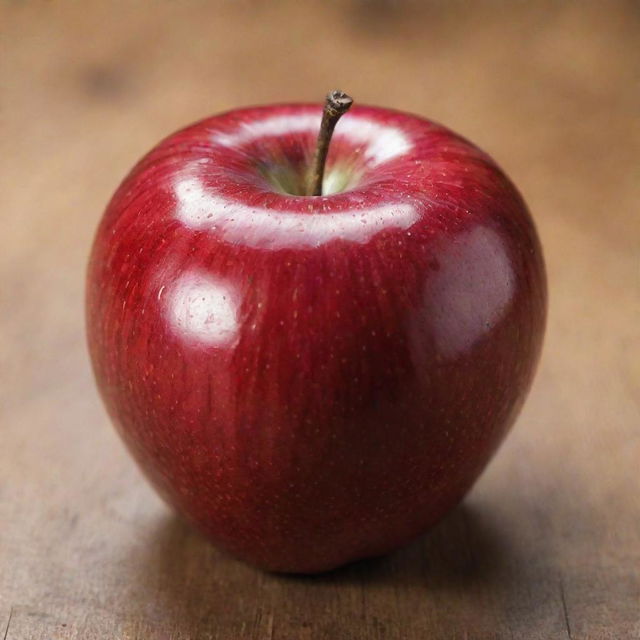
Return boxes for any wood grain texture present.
[1,1,638,638]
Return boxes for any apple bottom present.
[126,432,501,574]
[176,481,474,575]
[105,371,520,574]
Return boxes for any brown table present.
[2,2,638,638]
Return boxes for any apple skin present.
[86,103,546,573]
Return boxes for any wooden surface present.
[1,1,639,638]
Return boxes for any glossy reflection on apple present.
[86,94,546,573]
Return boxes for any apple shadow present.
[126,500,524,637]
[283,501,508,587]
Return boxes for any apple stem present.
[308,90,353,196]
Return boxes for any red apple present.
[86,94,546,573]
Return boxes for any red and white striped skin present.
[86,103,546,573]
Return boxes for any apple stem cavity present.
[308,90,354,196]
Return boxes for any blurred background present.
[1,1,638,638]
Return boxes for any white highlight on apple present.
[168,272,239,347]
[421,225,515,358]
[211,113,412,166]
[174,175,419,250]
